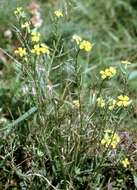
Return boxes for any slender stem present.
[75,49,83,129]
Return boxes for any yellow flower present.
[117,95,130,107]
[40,43,50,54]
[121,60,131,65]
[108,99,116,110]
[31,44,41,55]
[72,35,82,45]
[79,40,93,52]
[109,67,117,75]
[100,70,107,80]
[97,97,105,108]
[100,67,116,80]
[15,47,27,57]
[14,7,23,15]
[54,10,63,18]
[121,158,130,168]
[31,31,40,43]
[101,130,120,149]
[73,100,80,108]
[31,44,50,55]
[111,133,120,148]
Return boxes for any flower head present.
[73,100,80,108]
[121,60,131,65]
[72,35,82,45]
[14,7,25,17]
[97,97,105,108]
[31,31,40,42]
[121,158,130,168]
[14,47,27,57]
[54,10,63,18]
[100,67,116,80]
[101,130,120,149]
[117,95,130,107]
[14,7,23,15]
[40,43,50,54]
[31,44,41,55]
[79,40,92,52]
[31,44,49,55]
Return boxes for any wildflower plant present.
[1,4,135,189]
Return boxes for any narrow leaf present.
[5,106,37,128]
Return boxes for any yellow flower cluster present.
[31,31,40,43]
[121,158,130,168]
[97,97,105,108]
[72,34,93,52]
[100,67,116,80]
[54,10,63,18]
[79,40,93,52]
[30,31,50,55]
[101,130,120,149]
[15,47,27,57]
[31,44,50,55]
[97,95,131,109]
[117,95,130,107]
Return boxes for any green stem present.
[75,49,83,129]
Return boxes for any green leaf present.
[1,106,37,131]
